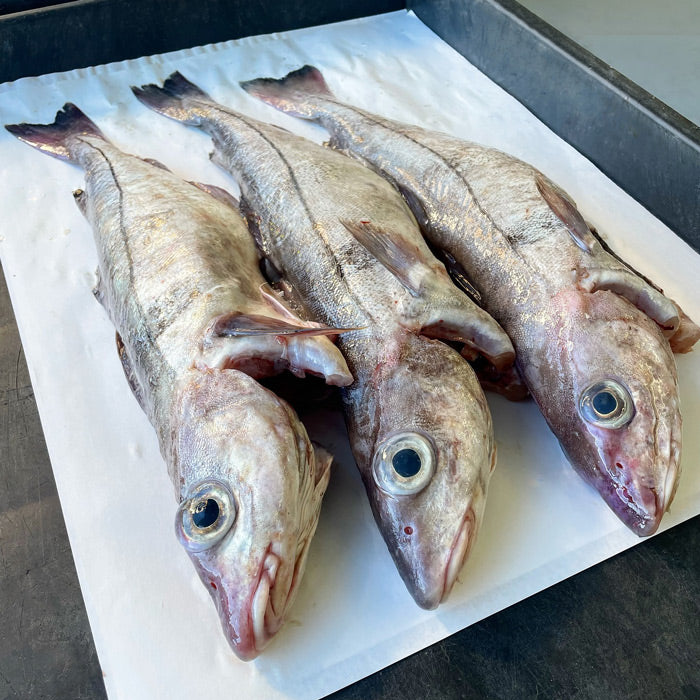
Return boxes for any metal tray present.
[1,2,698,698]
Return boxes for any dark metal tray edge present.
[410,0,700,253]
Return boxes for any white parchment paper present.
[1,10,699,700]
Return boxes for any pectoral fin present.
[536,173,596,252]
[260,282,315,323]
[211,312,357,338]
[432,248,482,305]
[200,312,354,386]
[341,219,514,368]
[340,219,426,296]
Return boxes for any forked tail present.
[131,71,211,125]
[239,65,333,119]
[5,103,104,162]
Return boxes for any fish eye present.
[175,480,236,553]
[372,432,435,496]
[579,380,634,429]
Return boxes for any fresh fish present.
[132,73,516,609]
[5,104,354,660]
[240,65,700,535]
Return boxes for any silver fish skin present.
[240,65,700,536]
[5,104,354,660]
[132,73,515,609]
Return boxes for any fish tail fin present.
[240,65,332,119]
[5,103,104,162]
[131,71,210,125]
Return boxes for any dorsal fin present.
[190,181,240,210]
[73,188,88,217]
[589,226,662,292]
[116,332,147,412]
[142,157,170,171]
[535,173,596,252]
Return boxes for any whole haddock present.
[241,65,700,536]
[132,72,516,609]
[6,104,354,660]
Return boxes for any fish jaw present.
[346,332,493,608]
[385,500,479,610]
[530,289,682,536]
[191,529,319,661]
[170,369,331,660]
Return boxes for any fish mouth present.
[247,536,312,658]
[603,457,679,536]
[440,506,476,605]
[404,505,476,610]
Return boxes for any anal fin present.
[73,188,88,218]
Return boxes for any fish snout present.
[604,450,680,536]
[394,506,476,610]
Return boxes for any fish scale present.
[133,71,516,609]
[241,64,700,535]
[5,103,354,660]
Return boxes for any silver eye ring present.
[579,379,634,429]
[175,480,236,553]
[372,432,436,497]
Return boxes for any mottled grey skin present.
[6,106,351,659]
[241,66,700,535]
[133,74,515,608]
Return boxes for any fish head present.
[536,288,681,535]
[170,369,331,660]
[347,332,494,609]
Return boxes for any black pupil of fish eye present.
[593,390,618,417]
[392,448,421,478]
[192,498,220,528]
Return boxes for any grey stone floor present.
[0,264,105,699]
